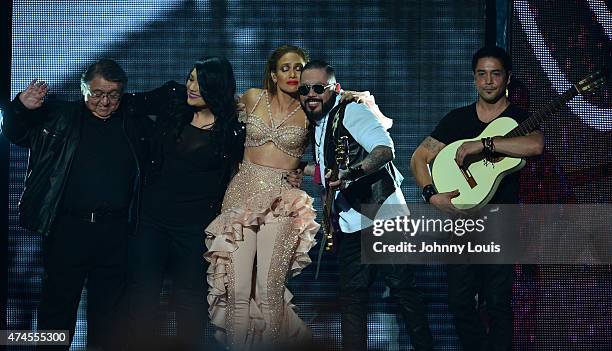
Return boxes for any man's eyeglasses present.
[88,90,122,102]
[298,83,334,96]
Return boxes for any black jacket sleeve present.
[1,93,49,147]
[122,81,186,123]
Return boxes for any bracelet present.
[422,184,438,203]
[481,137,495,157]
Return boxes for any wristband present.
[421,184,438,203]
[481,137,495,156]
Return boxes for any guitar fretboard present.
[505,86,578,138]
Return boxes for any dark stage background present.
[510,1,612,350]
[3,0,611,350]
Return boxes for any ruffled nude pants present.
[205,161,319,349]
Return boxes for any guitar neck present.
[325,168,340,195]
[322,167,339,231]
[505,85,579,138]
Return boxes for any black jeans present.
[127,214,208,351]
[37,214,129,351]
[446,264,513,351]
[337,231,433,351]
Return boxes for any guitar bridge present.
[456,160,477,189]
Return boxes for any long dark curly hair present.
[173,56,239,158]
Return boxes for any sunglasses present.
[298,83,335,96]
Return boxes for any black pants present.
[337,231,433,351]
[447,264,513,351]
[37,214,129,351]
[127,214,208,351]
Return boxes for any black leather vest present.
[323,102,402,220]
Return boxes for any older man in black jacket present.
[2,59,151,350]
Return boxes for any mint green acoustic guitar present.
[431,70,606,210]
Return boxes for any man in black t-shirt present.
[410,47,544,350]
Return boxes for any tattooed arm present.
[410,136,445,188]
[338,145,393,180]
[330,145,393,187]
[411,136,463,213]
[360,145,394,173]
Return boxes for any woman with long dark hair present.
[127,56,243,351]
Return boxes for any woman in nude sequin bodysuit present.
[205,45,319,349]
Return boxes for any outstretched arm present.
[1,79,50,147]
[19,79,49,109]
[122,81,185,121]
